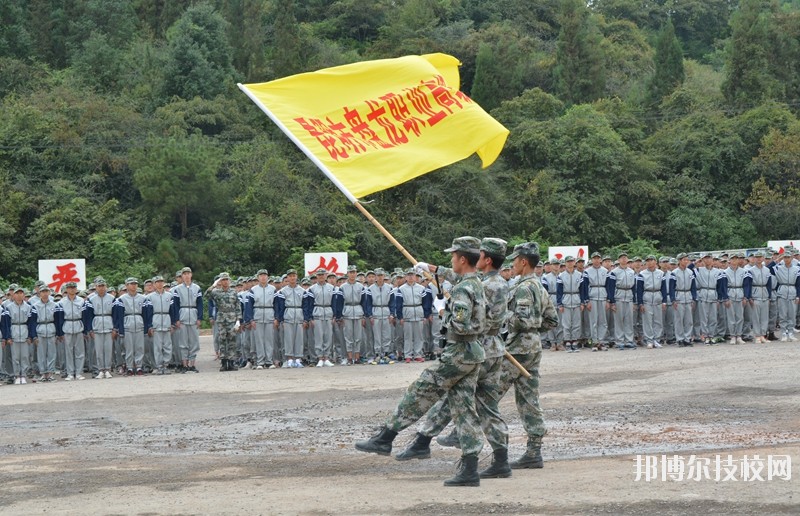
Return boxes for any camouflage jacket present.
[482,270,509,359]
[506,272,558,355]
[206,287,242,325]
[442,272,486,364]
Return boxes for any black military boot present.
[444,454,480,487]
[395,433,432,461]
[510,442,544,469]
[479,448,512,478]
[355,427,398,456]
[219,359,228,372]
[436,428,461,449]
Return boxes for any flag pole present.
[238,83,530,379]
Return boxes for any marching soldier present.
[355,236,488,487]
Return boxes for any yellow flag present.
[240,54,509,199]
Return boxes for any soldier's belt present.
[404,304,422,307]
[254,305,274,309]
[676,289,692,292]
[447,334,480,342]
[154,312,170,315]
[11,323,27,326]
[729,286,743,289]
[645,289,661,292]
[344,302,361,306]
[563,291,580,295]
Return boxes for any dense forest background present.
[2,0,800,286]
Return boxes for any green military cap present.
[444,236,481,254]
[374,268,386,275]
[14,285,25,293]
[669,258,678,265]
[34,280,45,288]
[39,285,52,292]
[558,259,565,265]
[79,290,88,297]
[143,278,153,285]
[175,270,182,278]
[617,251,628,258]
[542,261,550,266]
[702,251,712,258]
[218,272,231,280]
[88,283,96,290]
[338,275,347,281]
[117,284,125,291]
[480,237,507,257]
[327,272,337,278]
[576,257,585,262]
[753,251,765,257]
[301,278,311,286]
[347,265,358,272]
[506,241,539,260]
[53,292,62,299]
[658,256,669,263]
[676,252,688,260]
[65,281,78,288]
[564,255,575,262]
[537,261,544,267]
[181,266,192,273]
[405,267,416,275]
[169,281,178,288]
[591,251,602,258]
[95,278,107,286]
[366,270,375,276]
[257,268,269,275]
[315,268,326,275]
[632,256,642,262]
[7,283,18,291]
[602,255,611,261]
[153,275,165,282]
[393,267,404,274]
[285,269,298,276]
[645,255,657,261]
[125,277,138,285]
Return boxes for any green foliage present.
[554,0,606,104]
[647,19,685,109]
[3,0,800,284]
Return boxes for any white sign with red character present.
[39,259,86,292]
[548,246,589,262]
[304,253,348,278]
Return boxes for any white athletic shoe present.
[268,364,277,369]
[339,359,348,366]
[95,373,104,379]
[282,361,292,369]
[646,343,653,349]
[294,360,304,368]
[65,375,73,381]
[737,336,745,345]
[14,377,21,385]
[20,377,27,384]
[316,360,324,368]
[323,359,334,367]
[653,342,663,348]
[76,375,85,380]
[256,365,264,370]
[104,371,112,379]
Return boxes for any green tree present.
[647,19,685,108]
[554,0,606,104]
[131,134,223,239]
[0,0,32,59]
[265,0,303,78]
[163,2,236,99]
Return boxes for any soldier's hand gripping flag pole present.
[238,53,529,378]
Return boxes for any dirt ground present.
[1,336,798,515]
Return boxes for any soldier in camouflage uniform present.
[205,273,243,371]
[355,236,487,487]
[500,242,558,468]
[395,238,514,478]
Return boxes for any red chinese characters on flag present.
[39,259,87,291]
[293,74,473,162]
[304,252,348,277]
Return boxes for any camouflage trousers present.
[217,322,239,361]
[419,356,507,451]
[386,345,484,456]
[497,349,545,446]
